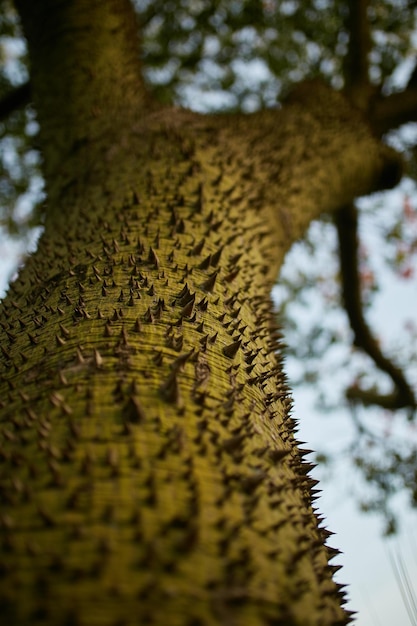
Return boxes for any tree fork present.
[0,106,355,626]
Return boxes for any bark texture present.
[0,1,401,625]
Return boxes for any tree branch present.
[337,2,416,411]
[335,203,416,411]
[371,87,417,135]
[343,0,371,91]
[342,0,376,111]
[343,4,417,136]
[0,81,31,121]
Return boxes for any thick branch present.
[371,87,417,135]
[335,203,416,410]
[342,1,417,135]
[343,0,371,92]
[342,0,376,112]
[0,81,31,121]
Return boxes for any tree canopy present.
[1,0,417,532]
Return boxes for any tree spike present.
[198,255,212,270]
[201,271,218,292]
[148,247,159,269]
[223,340,241,359]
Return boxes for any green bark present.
[0,1,401,624]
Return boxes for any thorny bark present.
[0,0,404,624]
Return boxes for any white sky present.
[294,385,417,626]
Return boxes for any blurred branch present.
[365,30,417,134]
[335,203,416,411]
[342,0,417,135]
[0,81,31,121]
[339,2,416,411]
[372,87,417,135]
[343,0,375,111]
[343,0,371,91]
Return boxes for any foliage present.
[0,1,43,238]
[2,0,417,530]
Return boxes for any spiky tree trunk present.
[0,1,401,624]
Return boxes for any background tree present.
[0,3,414,623]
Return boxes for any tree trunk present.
[0,1,401,624]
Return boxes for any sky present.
[295,387,417,626]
